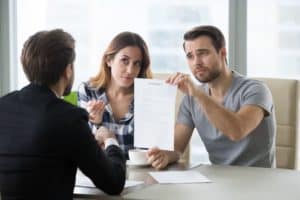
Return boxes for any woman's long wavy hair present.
[89,32,152,89]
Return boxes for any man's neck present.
[49,84,63,98]
[208,68,233,100]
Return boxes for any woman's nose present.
[126,64,135,74]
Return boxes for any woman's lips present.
[122,76,134,81]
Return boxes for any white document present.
[125,180,145,188]
[134,78,177,150]
[149,171,211,184]
[76,170,144,188]
[76,171,94,187]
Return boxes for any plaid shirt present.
[77,82,134,159]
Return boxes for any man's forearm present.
[167,150,180,164]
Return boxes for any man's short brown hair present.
[183,25,226,53]
[21,29,75,86]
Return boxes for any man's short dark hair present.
[21,29,75,86]
[183,25,226,53]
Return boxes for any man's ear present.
[220,47,227,58]
[64,64,73,80]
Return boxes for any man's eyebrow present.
[195,48,209,52]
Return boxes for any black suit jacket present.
[0,84,126,200]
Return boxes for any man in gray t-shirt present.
[177,71,275,167]
[147,25,276,169]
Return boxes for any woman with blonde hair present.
[78,32,152,158]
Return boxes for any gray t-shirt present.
[177,71,276,167]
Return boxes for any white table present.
[74,163,300,200]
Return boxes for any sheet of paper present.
[75,171,144,188]
[149,171,211,184]
[76,171,95,187]
[134,78,177,150]
[125,180,144,188]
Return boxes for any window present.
[17,0,228,89]
[247,0,300,78]
[16,0,228,164]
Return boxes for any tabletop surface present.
[74,162,300,200]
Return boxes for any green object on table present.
[63,91,78,106]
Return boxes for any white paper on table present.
[134,78,177,151]
[75,171,95,187]
[75,171,144,188]
[125,180,144,188]
[149,171,211,184]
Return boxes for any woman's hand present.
[86,99,105,124]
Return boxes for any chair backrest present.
[63,91,78,106]
[254,77,300,170]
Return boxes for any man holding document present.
[148,25,276,169]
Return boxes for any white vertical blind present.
[247,0,300,78]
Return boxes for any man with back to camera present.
[0,29,126,199]
[147,25,276,169]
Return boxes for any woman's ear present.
[105,56,112,68]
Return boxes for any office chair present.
[63,91,78,106]
[255,77,300,170]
